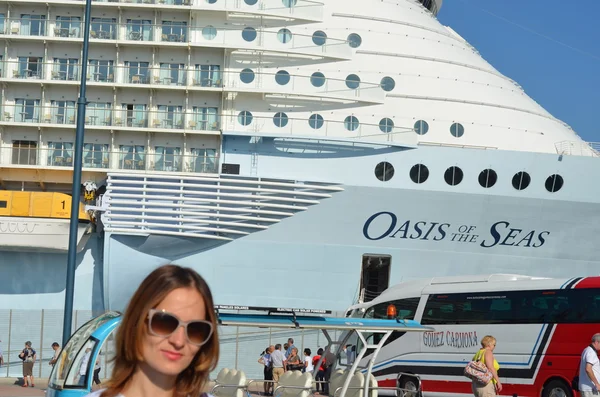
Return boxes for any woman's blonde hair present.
[101,264,220,397]
[481,335,496,348]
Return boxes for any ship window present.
[202,26,217,40]
[273,112,288,128]
[379,118,394,133]
[206,0,217,3]
[380,76,395,92]
[309,114,323,129]
[409,164,429,184]
[277,28,292,43]
[275,70,290,85]
[545,174,564,193]
[282,0,297,7]
[512,171,531,191]
[242,27,257,42]
[450,122,464,138]
[312,30,327,46]
[240,68,255,84]
[244,0,257,4]
[444,166,464,186]
[12,140,37,165]
[344,116,359,131]
[375,162,394,182]
[238,111,253,126]
[348,33,362,48]
[0,201,6,208]
[310,72,325,87]
[345,74,360,89]
[478,169,497,188]
[414,120,429,135]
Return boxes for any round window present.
[379,118,394,133]
[277,28,292,44]
[238,111,253,126]
[309,114,324,129]
[240,68,255,84]
[282,0,297,7]
[375,162,394,182]
[545,174,564,193]
[273,112,289,128]
[409,164,429,184]
[478,169,498,188]
[345,74,360,89]
[380,76,395,92]
[512,171,531,191]
[275,70,290,85]
[444,166,464,186]
[242,27,257,42]
[450,122,464,138]
[348,33,362,48]
[310,72,325,87]
[414,120,429,135]
[202,26,217,40]
[244,0,257,4]
[344,116,359,131]
[312,30,327,46]
[206,0,217,3]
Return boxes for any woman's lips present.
[161,350,184,361]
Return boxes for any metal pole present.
[62,0,92,346]
[6,310,11,377]
[39,310,44,378]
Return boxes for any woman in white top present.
[84,264,220,397]
[303,348,314,374]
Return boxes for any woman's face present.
[141,287,207,377]
[488,341,497,351]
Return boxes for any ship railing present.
[0,103,221,132]
[0,145,219,173]
[418,141,499,150]
[555,140,600,157]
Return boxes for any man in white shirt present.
[579,333,600,396]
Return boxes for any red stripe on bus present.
[574,277,600,289]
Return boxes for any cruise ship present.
[1,0,599,313]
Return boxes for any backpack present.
[464,349,492,385]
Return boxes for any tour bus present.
[345,274,600,397]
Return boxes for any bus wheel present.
[542,379,573,397]
[397,375,420,397]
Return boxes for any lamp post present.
[62,0,93,346]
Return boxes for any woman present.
[312,348,326,394]
[19,341,36,388]
[303,348,313,374]
[471,335,502,397]
[258,346,273,396]
[84,264,220,397]
[285,347,303,371]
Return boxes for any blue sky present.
[437,0,600,142]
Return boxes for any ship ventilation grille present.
[102,173,343,241]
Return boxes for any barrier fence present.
[0,309,345,380]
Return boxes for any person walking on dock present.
[578,333,600,396]
[19,341,36,388]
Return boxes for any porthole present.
[242,27,257,42]
[202,26,217,40]
[240,68,255,84]
[345,74,360,89]
[478,169,497,188]
[275,70,290,85]
[310,72,325,87]
[244,0,257,4]
[344,116,359,131]
[206,0,217,3]
[309,114,324,129]
[282,0,297,7]
[450,122,464,138]
[380,76,395,92]
[512,171,531,191]
[379,118,394,133]
[375,162,394,182]
[238,111,253,126]
[273,112,289,128]
[409,164,429,184]
[414,120,428,135]
[312,30,327,46]
[444,166,464,186]
[348,33,362,48]
[277,28,292,44]
[545,174,564,193]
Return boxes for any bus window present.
[364,298,420,321]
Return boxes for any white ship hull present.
[0,217,92,253]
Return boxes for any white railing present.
[554,140,600,157]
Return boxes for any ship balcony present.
[0,21,351,61]
[0,145,219,174]
[0,103,221,134]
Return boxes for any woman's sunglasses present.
[147,309,214,346]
